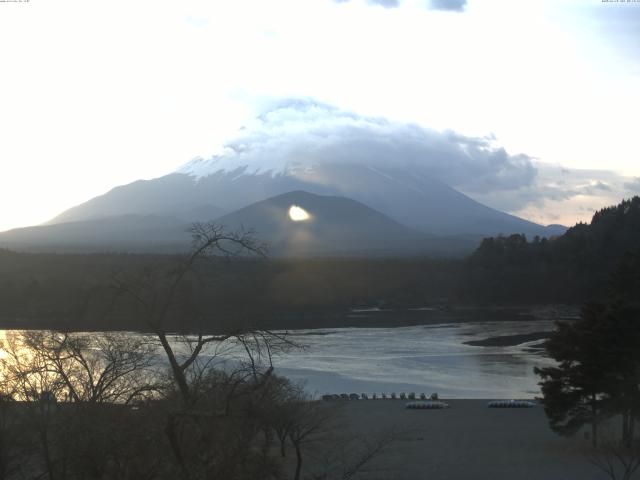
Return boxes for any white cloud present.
[368,0,400,7]
[470,165,640,226]
[180,99,537,193]
[429,0,466,12]
[0,0,639,230]
[179,99,640,228]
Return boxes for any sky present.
[0,0,639,231]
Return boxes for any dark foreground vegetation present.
[531,221,640,479]
[1,197,639,332]
[0,226,397,480]
[536,247,640,448]
[0,330,397,480]
[466,196,640,303]
[0,250,462,332]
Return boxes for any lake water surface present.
[272,320,556,399]
[1,319,556,399]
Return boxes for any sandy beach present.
[330,399,603,480]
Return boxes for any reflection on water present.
[1,320,556,399]
[272,321,556,399]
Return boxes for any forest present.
[0,196,639,333]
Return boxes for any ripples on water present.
[273,321,556,399]
[0,320,555,399]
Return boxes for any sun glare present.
[288,205,310,222]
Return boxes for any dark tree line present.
[0,249,460,332]
[464,196,640,303]
[536,249,640,449]
[2,196,640,328]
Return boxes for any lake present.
[272,320,556,399]
[0,318,557,399]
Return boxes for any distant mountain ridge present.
[0,214,189,253]
[214,190,431,256]
[0,191,479,256]
[48,174,220,225]
[3,154,569,256]
[49,162,563,238]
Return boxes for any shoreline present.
[463,331,551,347]
[0,304,578,334]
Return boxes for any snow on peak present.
[174,98,537,195]
[175,100,350,179]
[176,154,300,179]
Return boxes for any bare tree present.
[27,331,160,404]
[0,330,166,480]
[1,332,64,480]
[110,223,310,479]
[112,222,270,406]
[2,330,161,405]
[1,331,65,403]
[587,436,640,480]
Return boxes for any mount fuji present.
[50,159,561,235]
[0,160,563,256]
[0,101,566,255]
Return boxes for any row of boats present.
[322,392,440,401]
[321,393,537,409]
[406,400,537,409]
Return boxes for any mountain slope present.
[214,190,431,256]
[49,174,224,225]
[0,215,190,253]
[49,162,561,238]
[0,191,437,256]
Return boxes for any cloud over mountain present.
[180,99,537,195]
[367,0,400,7]
[429,0,467,12]
[333,0,400,7]
[625,178,640,194]
[334,0,466,10]
[177,98,640,228]
[470,166,640,226]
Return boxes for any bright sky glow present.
[0,0,639,231]
[288,205,311,222]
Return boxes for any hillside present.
[0,190,479,257]
[213,190,431,256]
[48,162,561,238]
[463,196,640,302]
[0,214,190,253]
